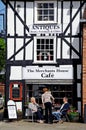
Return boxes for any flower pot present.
[68,114,79,122]
[17,113,23,120]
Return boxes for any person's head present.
[43,87,48,93]
[63,97,68,103]
[30,97,36,103]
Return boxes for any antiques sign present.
[29,24,62,34]
[23,66,73,80]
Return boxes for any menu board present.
[7,100,17,119]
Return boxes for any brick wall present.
[82,23,86,119]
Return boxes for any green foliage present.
[0,38,5,82]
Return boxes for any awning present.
[25,79,74,85]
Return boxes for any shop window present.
[34,37,56,63]
[10,82,22,101]
[35,1,57,23]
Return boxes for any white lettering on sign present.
[23,66,73,80]
[29,24,62,34]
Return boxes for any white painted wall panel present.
[25,39,33,60]
[62,38,70,59]
[26,2,33,35]
[77,65,81,79]
[72,38,79,58]
[57,39,61,59]
[16,2,24,36]
[58,2,61,23]
[78,102,81,114]
[7,2,14,35]
[15,39,24,60]
[10,66,22,80]
[72,2,80,35]
[63,2,70,35]
[7,38,14,60]
[77,83,81,98]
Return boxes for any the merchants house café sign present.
[29,24,62,34]
[23,66,73,80]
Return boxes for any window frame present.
[34,36,56,64]
[34,1,57,24]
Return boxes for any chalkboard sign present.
[12,85,20,98]
[7,100,17,119]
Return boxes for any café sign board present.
[7,100,17,119]
[23,66,73,80]
[29,24,62,34]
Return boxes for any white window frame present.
[34,1,57,24]
[34,36,56,64]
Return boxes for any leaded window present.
[34,37,56,63]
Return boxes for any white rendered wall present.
[7,38,14,60]
[7,1,14,35]
[16,2,24,36]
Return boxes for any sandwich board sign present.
[7,100,17,119]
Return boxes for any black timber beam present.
[8,1,30,33]
[63,1,86,35]
[8,37,33,61]
[6,59,81,66]
[62,37,81,58]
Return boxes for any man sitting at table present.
[52,97,70,123]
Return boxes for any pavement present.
[0,120,86,130]
[0,108,86,130]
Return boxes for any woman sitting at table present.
[28,97,43,123]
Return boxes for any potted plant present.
[67,106,79,122]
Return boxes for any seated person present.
[28,97,43,123]
[52,97,70,123]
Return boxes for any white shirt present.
[28,102,38,113]
[42,91,54,104]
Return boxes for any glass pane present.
[41,39,44,44]
[50,39,53,44]
[38,10,42,15]
[43,16,48,21]
[37,3,43,8]
[49,10,54,15]
[37,39,40,44]
[37,45,40,49]
[43,3,48,8]
[38,16,42,21]
[49,16,54,21]
[50,45,53,49]
[46,39,49,44]
[49,3,54,8]
[44,10,48,15]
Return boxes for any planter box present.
[68,113,79,122]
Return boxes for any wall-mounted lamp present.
[16,4,21,13]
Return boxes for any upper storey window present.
[35,1,57,23]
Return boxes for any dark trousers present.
[44,102,53,123]
[35,110,43,120]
